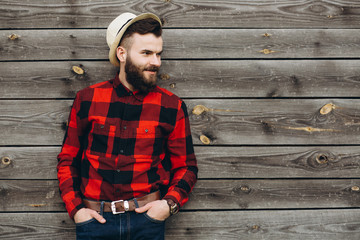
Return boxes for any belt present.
[83,191,160,214]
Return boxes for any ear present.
[116,46,127,63]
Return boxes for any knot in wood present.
[160,18,166,26]
[8,33,20,40]
[263,33,272,37]
[351,186,360,192]
[315,154,328,164]
[72,65,85,75]
[308,151,335,169]
[259,49,276,54]
[160,73,170,81]
[249,225,261,233]
[320,103,336,115]
[252,225,260,230]
[240,185,251,193]
[192,105,209,115]
[200,135,211,145]
[28,204,46,208]
[1,157,11,166]
[169,83,176,88]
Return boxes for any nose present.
[150,54,161,67]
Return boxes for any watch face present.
[170,203,179,215]
[167,199,179,215]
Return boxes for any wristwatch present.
[166,199,179,215]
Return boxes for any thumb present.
[91,210,106,224]
[135,203,152,213]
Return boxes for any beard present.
[125,56,159,94]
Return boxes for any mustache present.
[144,66,160,72]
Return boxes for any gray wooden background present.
[1,0,360,239]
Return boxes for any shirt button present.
[120,149,124,153]
[117,169,120,172]
[123,126,127,130]
[145,129,148,133]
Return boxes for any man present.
[57,12,198,240]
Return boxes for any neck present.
[118,67,135,92]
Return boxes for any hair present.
[119,18,162,50]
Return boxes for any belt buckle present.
[111,200,129,214]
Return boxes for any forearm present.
[164,164,198,206]
[57,92,87,219]
[57,156,84,219]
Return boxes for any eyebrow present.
[142,49,163,55]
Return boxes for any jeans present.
[76,210,165,240]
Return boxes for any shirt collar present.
[113,74,148,101]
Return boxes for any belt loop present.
[133,198,139,208]
[100,201,105,216]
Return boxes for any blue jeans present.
[76,211,165,240]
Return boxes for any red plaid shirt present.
[57,74,197,219]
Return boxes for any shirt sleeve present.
[57,92,88,219]
[163,100,198,207]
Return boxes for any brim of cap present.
[109,13,162,66]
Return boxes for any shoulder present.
[151,86,190,118]
[153,86,183,105]
[75,80,113,101]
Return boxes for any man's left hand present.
[135,199,170,221]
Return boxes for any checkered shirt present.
[57,74,198,219]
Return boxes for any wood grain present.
[1,0,360,239]
[166,210,360,240]
[1,99,359,146]
[1,0,360,28]
[2,210,360,240]
[1,146,359,179]
[188,99,360,145]
[195,146,360,179]
[1,60,360,99]
[0,100,69,146]
[2,29,360,60]
[0,147,58,179]
[1,179,359,211]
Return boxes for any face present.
[124,33,163,93]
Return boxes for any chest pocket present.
[133,126,164,157]
[135,126,162,138]
[89,122,117,155]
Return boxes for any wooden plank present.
[1,60,360,99]
[1,146,360,179]
[187,99,360,145]
[167,210,360,240]
[188,179,360,209]
[2,29,360,61]
[0,147,58,179]
[195,146,360,179]
[2,213,75,240]
[1,99,359,146]
[1,179,359,212]
[1,0,360,28]
[2,210,360,239]
[0,100,69,146]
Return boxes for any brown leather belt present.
[83,191,160,214]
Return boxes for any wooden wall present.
[1,0,360,239]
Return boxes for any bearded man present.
[57,12,198,240]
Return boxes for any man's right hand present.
[74,208,106,224]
